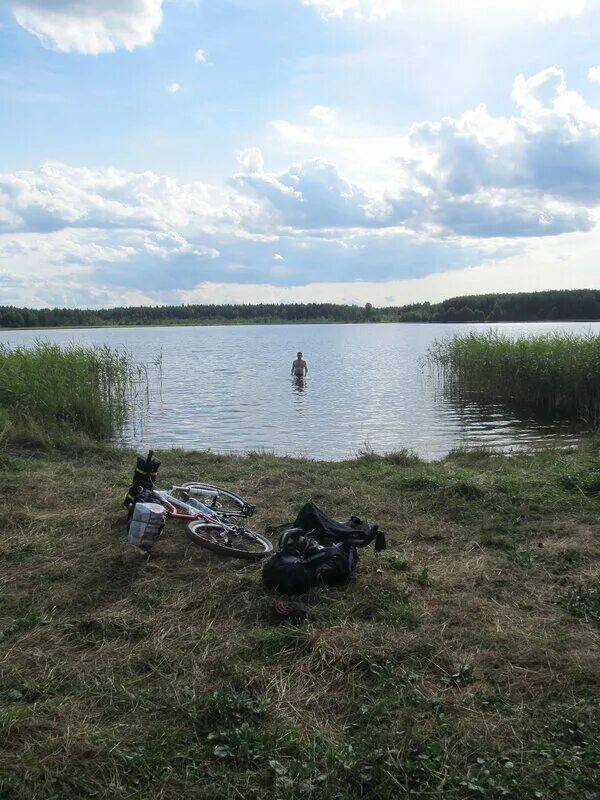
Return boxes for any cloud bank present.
[5,0,164,54]
[2,68,600,307]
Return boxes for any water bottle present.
[183,495,217,516]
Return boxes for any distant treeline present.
[1,289,600,329]
[388,289,600,323]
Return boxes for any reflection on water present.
[438,393,585,452]
[292,376,307,402]
[1,321,598,460]
[291,375,307,418]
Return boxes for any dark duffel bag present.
[262,528,358,595]
[268,501,386,552]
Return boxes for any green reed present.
[428,331,600,424]
[0,341,146,439]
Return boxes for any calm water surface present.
[3,322,599,460]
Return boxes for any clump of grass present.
[558,582,600,623]
[428,331,600,423]
[0,341,145,441]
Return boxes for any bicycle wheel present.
[185,521,273,560]
[179,483,255,518]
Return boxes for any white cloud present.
[270,119,318,145]
[301,0,589,22]
[270,118,407,195]
[429,0,587,22]
[310,105,336,124]
[267,68,600,237]
[0,162,228,235]
[233,157,379,229]
[512,66,568,114]
[405,67,600,209]
[237,147,265,175]
[194,47,207,63]
[6,0,164,54]
[300,0,398,21]
[0,160,492,299]
[167,82,182,94]
[589,66,600,83]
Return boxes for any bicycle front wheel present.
[180,483,255,518]
[185,521,273,560]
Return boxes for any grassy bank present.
[429,332,600,423]
[0,442,598,798]
[0,342,143,445]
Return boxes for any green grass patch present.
[558,582,600,623]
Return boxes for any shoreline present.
[3,316,600,333]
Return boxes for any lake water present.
[2,321,599,460]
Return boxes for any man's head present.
[297,352,302,359]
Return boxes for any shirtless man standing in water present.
[291,352,308,378]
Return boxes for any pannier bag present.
[124,451,161,509]
[262,502,386,595]
[127,501,165,551]
[262,534,358,595]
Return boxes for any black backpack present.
[262,502,386,595]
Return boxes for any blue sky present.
[2,0,600,308]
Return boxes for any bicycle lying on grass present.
[154,483,273,560]
[127,452,273,560]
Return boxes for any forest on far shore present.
[1,288,600,329]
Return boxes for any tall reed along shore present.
[429,331,600,424]
[0,341,598,798]
[0,342,146,445]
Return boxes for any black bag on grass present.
[262,502,385,595]
[271,502,386,552]
[262,531,358,595]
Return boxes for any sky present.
[2,0,600,308]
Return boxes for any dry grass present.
[0,443,599,798]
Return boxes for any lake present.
[2,321,599,460]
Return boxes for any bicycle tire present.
[179,483,255,518]
[185,521,273,560]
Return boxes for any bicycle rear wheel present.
[179,483,255,518]
[185,521,273,560]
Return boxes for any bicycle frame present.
[151,489,221,523]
